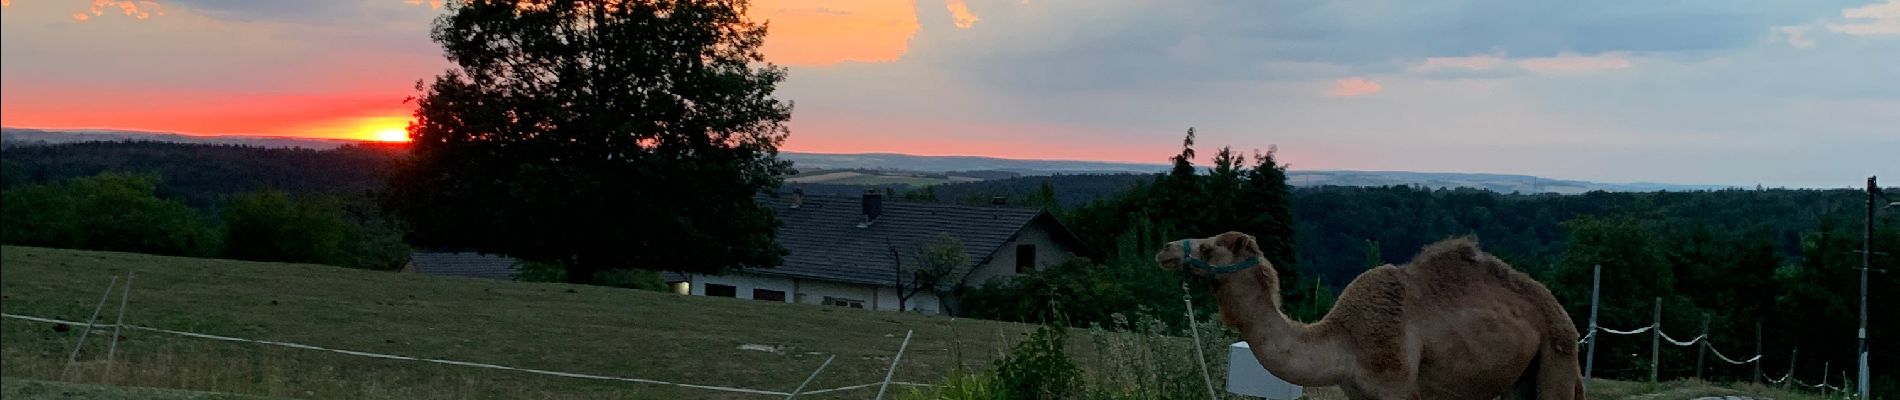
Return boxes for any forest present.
[1,139,1894,390]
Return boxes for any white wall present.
[965,221,1077,287]
[688,273,794,302]
[685,273,943,313]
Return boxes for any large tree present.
[386,0,793,283]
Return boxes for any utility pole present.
[1860,176,1874,399]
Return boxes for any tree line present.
[3,137,1892,390]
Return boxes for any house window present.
[1016,244,1037,273]
[753,289,786,302]
[823,296,865,309]
[705,284,736,298]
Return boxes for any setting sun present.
[372,127,409,142]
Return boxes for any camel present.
[1154,232,1582,400]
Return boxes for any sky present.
[2,0,1896,187]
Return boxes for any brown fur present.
[1156,232,1583,400]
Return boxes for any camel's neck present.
[1219,268,1352,386]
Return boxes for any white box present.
[1226,341,1305,399]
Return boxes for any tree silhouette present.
[385,0,793,283]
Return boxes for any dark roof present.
[745,193,1080,286]
[408,252,519,280]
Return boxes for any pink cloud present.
[946,0,979,29]
[1516,52,1633,73]
[1329,78,1383,97]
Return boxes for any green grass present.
[2,377,285,400]
[0,246,1056,399]
[2,246,1839,400]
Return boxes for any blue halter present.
[1180,239,1262,276]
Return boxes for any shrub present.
[994,323,1082,400]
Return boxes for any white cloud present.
[1412,52,1508,72]
[1516,52,1633,74]
[1773,26,1818,48]
[1829,0,1900,36]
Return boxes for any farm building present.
[401,251,520,280]
[674,190,1085,315]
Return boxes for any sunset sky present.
[2,0,1896,187]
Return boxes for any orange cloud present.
[90,0,163,20]
[404,0,446,11]
[1516,52,1632,73]
[946,0,979,29]
[749,0,921,66]
[1329,78,1382,97]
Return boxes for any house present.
[676,190,1085,314]
[401,251,521,280]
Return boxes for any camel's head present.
[1154,231,1266,278]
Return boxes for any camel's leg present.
[1533,345,1584,400]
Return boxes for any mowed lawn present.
[0,246,1051,399]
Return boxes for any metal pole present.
[873,330,914,400]
[785,354,836,399]
[64,275,120,375]
[1584,265,1601,388]
[1652,297,1662,383]
[107,272,134,362]
[1859,176,1873,399]
[1697,314,1709,381]
[1755,322,1763,385]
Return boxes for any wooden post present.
[1584,265,1601,388]
[1754,322,1763,385]
[1696,314,1709,381]
[1651,297,1662,383]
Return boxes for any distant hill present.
[1,127,359,150]
[2,128,1731,193]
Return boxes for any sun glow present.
[297,115,414,142]
[372,126,409,142]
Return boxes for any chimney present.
[991,196,1007,207]
[861,189,884,225]
[790,188,804,209]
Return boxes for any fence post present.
[108,271,135,362]
[874,330,914,400]
[64,275,120,376]
[1696,314,1709,381]
[1584,264,1601,388]
[1822,362,1830,395]
[1789,347,1799,389]
[1651,297,1661,384]
[1754,322,1763,385]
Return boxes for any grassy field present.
[0,246,1845,399]
[0,246,1059,399]
[2,377,283,400]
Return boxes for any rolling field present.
[0,246,1839,399]
[0,246,1054,399]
